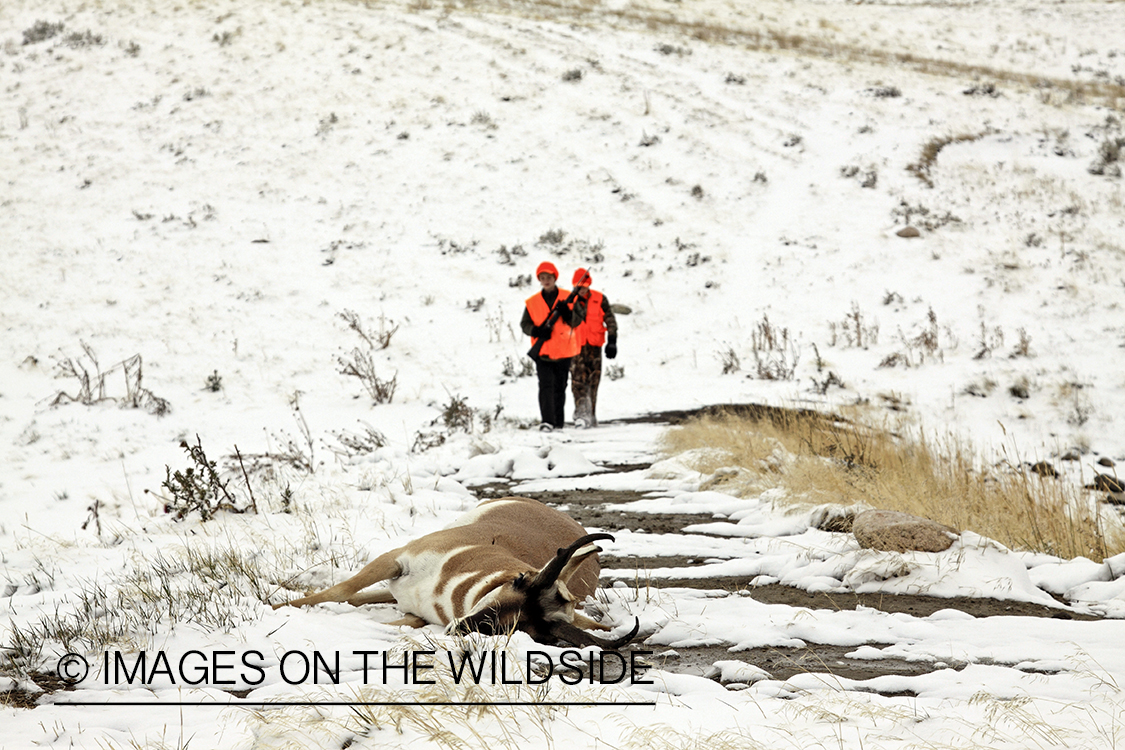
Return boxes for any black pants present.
[535,357,572,428]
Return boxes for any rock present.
[610,303,632,315]
[1092,474,1125,493]
[852,509,957,553]
[896,226,921,238]
[1097,457,1116,468]
[1029,461,1058,478]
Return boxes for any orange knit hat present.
[572,268,592,288]
[536,261,559,279]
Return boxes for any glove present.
[531,324,552,339]
[605,335,617,360]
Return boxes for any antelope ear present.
[554,543,601,588]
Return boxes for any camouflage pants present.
[570,344,602,426]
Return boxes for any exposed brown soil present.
[2,671,74,709]
[646,643,939,691]
[502,429,1107,692]
[2,406,1103,706]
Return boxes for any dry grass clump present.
[661,408,1125,562]
[907,131,989,188]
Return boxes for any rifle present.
[527,288,581,361]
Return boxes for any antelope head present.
[450,533,640,649]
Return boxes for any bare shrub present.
[1010,327,1033,358]
[892,201,963,230]
[878,352,910,369]
[811,371,845,395]
[841,165,878,188]
[973,321,1005,360]
[337,348,397,403]
[437,238,479,255]
[879,307,952,368]
[655,43,690,56]
[22,20,64,45]
[538,228,566,245]
[159,436,246,522]
[865,85,901,98]
[963,83,1000,97]
[1087,116,1124,176]
[750,315,800,380]
[61,30,105,48]
[963,377,998,398]
[329,422,388,460]
[478,402,504,433]
[338,309,398,350]
[470,110,496,129]
[1089,136,1125,177]
[495,244,527,266]
[1060,383,1093,427]
[50,343,169,416]
[238,394,318,476]
[412,430,446,453]
[829,303,879,349]
[439,393,474,433]
[212,28,241,47]
[485,309,514,343]
[502,355,534,379]
[532,229,605,262]
[716,346,740,375]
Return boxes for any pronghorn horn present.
[522,533,614,592]
[549,617,641,650]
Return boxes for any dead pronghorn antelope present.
[275,496,639,649]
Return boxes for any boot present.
[574,396,593,429]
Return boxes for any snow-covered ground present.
[3,0,1125,746]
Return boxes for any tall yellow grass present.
[661,407,1125,562]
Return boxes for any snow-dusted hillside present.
[3,0,1125,747]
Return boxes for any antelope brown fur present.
[274,496,638,649]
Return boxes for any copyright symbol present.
[56,653,89,685]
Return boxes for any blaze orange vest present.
[526,289,581,360]
[576,290,606,347]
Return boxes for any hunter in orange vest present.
[569,268,618,428]
[520,262,586,430]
